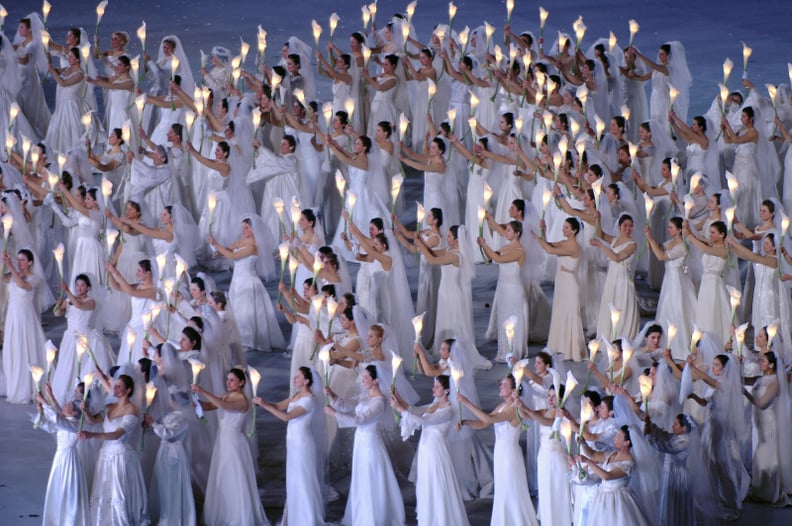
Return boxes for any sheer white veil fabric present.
[157,35,195,97]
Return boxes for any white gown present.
[203,408,270,526]
[586,457,650,526]
[486,260,529,361]
[147,411,195,526]
[491,407,539,525]
[104,80,133,133]
[89,414,148,526]
[227,253,285,351]
[694,253,731,345]
[51,303,116,405]
[40,408,90,526]
[367,77,398,138]
[547,255,586,361]
[1,274,46,403]
[596,240,640,340]
[749,375,792,505]
[45,70,88,154]
[400,404,470,526]
[284,396,325,525]
[248,149,303,249]
[117,294,155,365]
[415,231,441,348]
[334,394,405,526]
[537,419,573,526]
[655,243,696,361]
[732,140,762,228]
[15,39,50,138]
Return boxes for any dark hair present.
[183,326,202,350]
[374,233,389,250]
[342,292,356,308]
[189,316,204,333]
[191,276,206,292]
[612,116,626,135]
[301,208,316,228]
[110,127,124,145]
[321,283,336,298]
[714,354,729,367]
[138,358,152,383]
[118,374,135,396]
[298,366,313,387]
[607,183,621,200]
[432,137,446,155]
[589,164,603,178]
[692,116,707,133]
[583,390,602,407]
[620,424,633,448]
[339,53,351,69]
[210,290,227,309]
[342,307,354,322]
[508,220,523,238]
[420,47,434,60]
[564,217,581,235]
[138,259,152,274]
[217,141,231,158]
[646,324,663,337]
[20,18,32,29]
[602,395,615,412]
[229,368,246,386]
[536,351,553,367]
[712,193,722,206]
[742,106,755,122]
[449,225,459,240]
[325,253,339,271]
[429,207,443,227]
[669,217,684,231]
[766,351,778,371]
[335,111,349,126]
[711,221,727,237]
[170,123,183,141]
[436,375,450,391]
[618,214,634,227]
[502,112,515,129]
[351,32,365,45]
[370,217,385,232]
[660,44,671,56]
[75,273,92,288]
[283,135,297,152]
[676,413,691,432]
[18,249,34,264]
[640,121,651,134]
[364,364,378,380]
[287,53,301,67]
[359,135,372,153]
[383,54,399,67]
[512,199,525,217]
[762,199,776,215]
[117,55,131,69]
[304,278,319,292]
[377,121,392,137]
[69,47,81,62]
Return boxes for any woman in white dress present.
[14,16,50,138]
[479,221,528,362]
[416,226,491,369]
[633,158,675,289]
[683,220,731,344]
[632,42,691,125]
[722,107,762,227]
[534,217,586,361]
[254,367,325,526]
[517,384,573,526]
[364,54,399,138]
[36,386,90,526]
[56,186,105,287]
[579,425,651,526]
[193,368,270,526]
[143,388,196,526]
[620,49,649,144]
[393,207,442,349]
[104,259,158,365]
[683,354,750,520]
[458,374,539,526]
[103,201,151,334]
[88,130,127,208]
[77,373,148,525]
[728,233,792,349]
[51,274,115,406]
[743,351,792,505]
[325,364,405,526]
[645,217,696,360]
[210,216,284,352]
[403,48,438,149]
[45,48,88,154]
[1,249,46,403]
[392,376,470,526]
[592,214,640,340]
[400,137,448,224]
[85,56,134,134]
